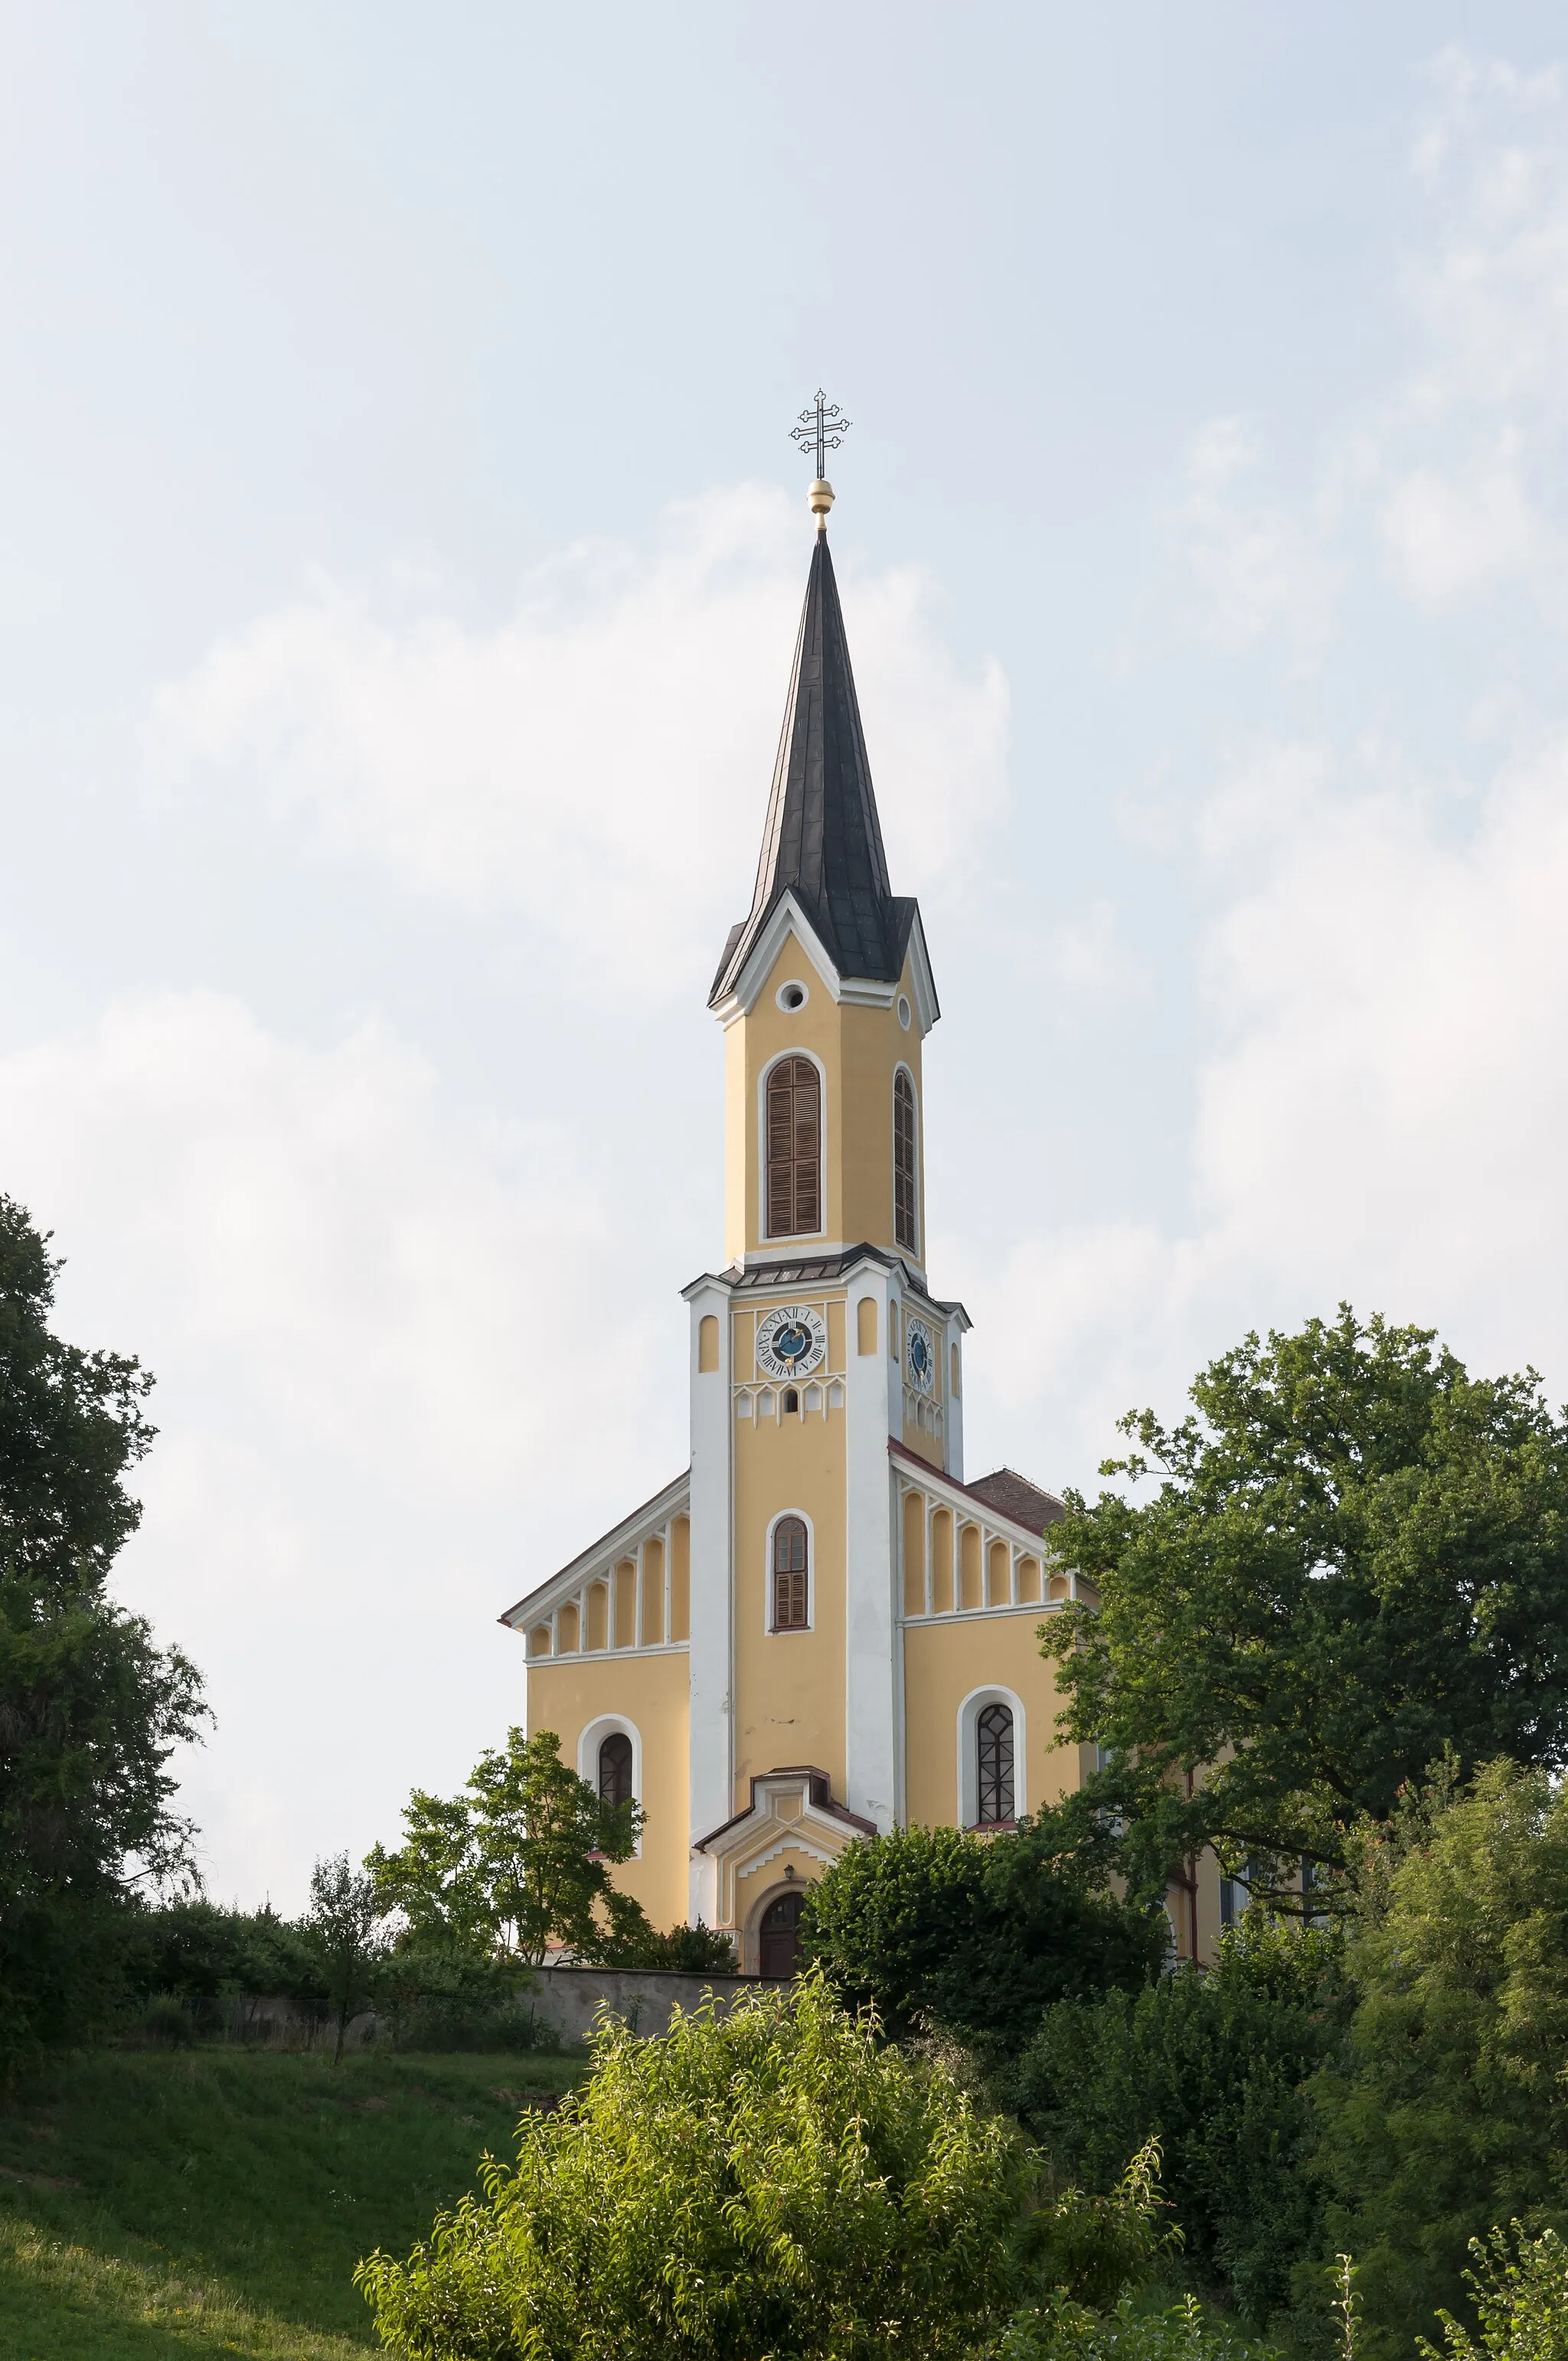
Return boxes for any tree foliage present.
[1014,1911,1348,2323]
[357,1973,1176,2361]
[1044,1309,1568,1883]
[799,1805,1168,2050]
[1308,1760,1568,2355]
[305,1851,391,2062]
[0,1195,206,2058]
[368,1726,645,1966]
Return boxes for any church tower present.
[684,485,965,1912]
[502,442,1146,1974]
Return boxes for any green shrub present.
[390,1991,554,2054]
[136,1994,194,2047]
[800,1809,1167,2050]
[1016,1912,1345,2322]
[358,1971,1037,2359]
[577,1916,739,1973]
[988,2290,1257,2361]
[1307,1762,1568,2356]
[1419,2225,1568,2361]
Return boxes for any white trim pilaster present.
[684,1275,735,1902]
[844,1269,898,1830]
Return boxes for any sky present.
[4,4,1568,1909]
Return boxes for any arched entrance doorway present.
[758,1889,806,1980]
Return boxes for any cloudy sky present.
[5,5,1568,1909]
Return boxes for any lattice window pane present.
[893,1069,916,1252]
[598,1732,633,1809]
[975,1703,1014,1824]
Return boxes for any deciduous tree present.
[0,1195,206,2060]
[1044,1309,1568,1886]
[368,1726,645,1966]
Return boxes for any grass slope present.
[0,2046,582,2360]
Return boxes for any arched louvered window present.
[975,1702,1014,1825]
[766,1057,821,1238]
[597,1731,633,1810]
[772,1515,809,1631]
[893,1069,917,1252]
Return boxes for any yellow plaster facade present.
[500,515,1227,1972]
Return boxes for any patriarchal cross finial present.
[791,390,851,527]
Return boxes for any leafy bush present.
[1016,1912,1346,2321]
[119,1899,324,2008]
[577,1916,739,1973]
[799,1807,1167,2050]
[359,1972,1043,2359]
[1308,1762,1568,2355]
[988,2290,1257,2361]
[1419,2225,1568,2361]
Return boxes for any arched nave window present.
[772,1515,809,1631]
[893,1069,917,1252]
[958,1688,1024,1827]
[766,1057,821,1237]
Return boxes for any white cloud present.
[1171,416,1343,658]
[145,486,1011,997]
[962,56,1568,1484]
[0,988,651,1495]
[0,987,694,1909]
[967,723,1568,1489]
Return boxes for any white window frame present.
[956,1684,1025,1827]
[892,1061,920,1260]
[764,1506,815,1635]
[758,1047,828,1244]
[577,1715,644,1855]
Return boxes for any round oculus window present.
[776,981,809,1012]
[755,1303,828,1380]
[897,994,912,1029]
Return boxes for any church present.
[501,459,1224,1978]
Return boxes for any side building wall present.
[524,1648,691,1933]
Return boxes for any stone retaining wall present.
[524,1964,786,2045]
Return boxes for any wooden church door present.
[759,1889,805,1980]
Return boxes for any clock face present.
[755,1303,828,1381]
[906,1315,937,1396]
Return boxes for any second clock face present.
[906,1315,936,1396]
[755,1303,828,1380]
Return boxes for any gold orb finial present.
[809,477,835,530]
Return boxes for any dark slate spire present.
[710,533,916,1004]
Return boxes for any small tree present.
[305,1852,389,2062]
[368,1727,646,1966]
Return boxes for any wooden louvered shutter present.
[893,1069,916,1251]
[772,1515,809,1631]
[766,1058,820,1237]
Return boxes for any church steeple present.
[710,532,920,1006]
